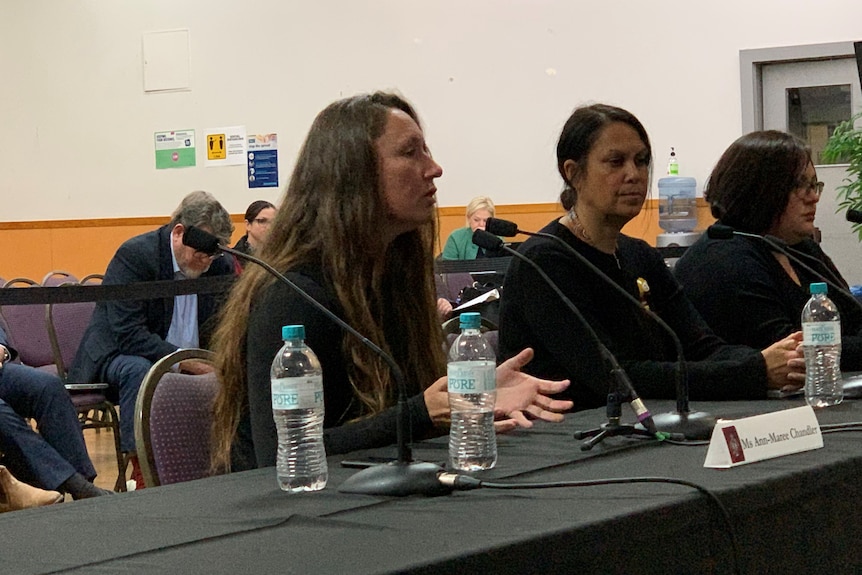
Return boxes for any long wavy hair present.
[211,92,445,470]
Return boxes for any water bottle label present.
[447,361,495,394]
[271,375,324,409]
[802,322,841,346]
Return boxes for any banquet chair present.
[2,278,124,491]
[80,273,104,285]
[435,272,474,304]
[41,270,79,287]
[0,278,56,374]
[134,348,220,487]
[46,295,126,491]
[2,277,39,289]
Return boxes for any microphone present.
[485,218,519,238]
[704,224,734,240]
[484,218,714,440]
[847,209,862,224]
[183,225,451,496]
[473,230,659,437]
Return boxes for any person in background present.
[68,191,235,488]
[674,130,862,370]
[210,92,573,472]
[0,329,111,504]
[498,104,804,411]
[441,196,496,259]
[232,200,277,271]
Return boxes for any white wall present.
[2,0,862,221]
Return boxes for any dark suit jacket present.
[68,225,234,384]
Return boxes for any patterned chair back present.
[134,348,220,487]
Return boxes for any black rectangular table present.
[4,398,862,574]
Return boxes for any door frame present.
[740,41,857,134]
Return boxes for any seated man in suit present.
[0,329,111,504]
[69,190,235,487]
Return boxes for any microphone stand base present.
[338,461,453,497]
[573,420,656,451]
[651,410,716,440]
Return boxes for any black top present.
[674,233,862,370]
[231,235,252,271]
[232,263,433,469]
[498,219,767,410]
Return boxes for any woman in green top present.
[441,196,496,259]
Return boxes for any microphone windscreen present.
[183,225,221,255]
[706,224,735,240]
[485,217,519,238]
[847,209,862,224]
[472,229,504,251]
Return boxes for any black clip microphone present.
[472,229,660,438]
[485,217,715,440]
[183,225,451,496]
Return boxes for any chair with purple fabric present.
[0,278,56,375]
[134,348,220,487]
[435,272,474,305]
[41,271,79,287]
[46,295,126,491]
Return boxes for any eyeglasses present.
[252,218,271,225]
[794,179,825,198]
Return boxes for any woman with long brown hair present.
[211,92,571,471]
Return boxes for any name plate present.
[704,406,822,469]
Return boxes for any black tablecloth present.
[4,398,862,574]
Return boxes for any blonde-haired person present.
[441,196,496,260]
[210,92,572,472]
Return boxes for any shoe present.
[0,465,64,512]
[129,455,146,490]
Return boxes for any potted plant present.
[823,111,862,239]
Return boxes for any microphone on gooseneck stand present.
[472,229,664,447]
[484,217,714,440]
[182,225,452,497]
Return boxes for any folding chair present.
[134,348,220,487]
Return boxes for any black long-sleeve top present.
[674,233,862,370]
[498,219,768,411]
[232,263,433,470]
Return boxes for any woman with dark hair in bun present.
[499,104,803,411]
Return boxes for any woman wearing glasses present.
[233,200,276,270]
[675,130,862,370]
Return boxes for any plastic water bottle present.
[447,312,497,471]
[802,282,843,407]
[271,325,327,492]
